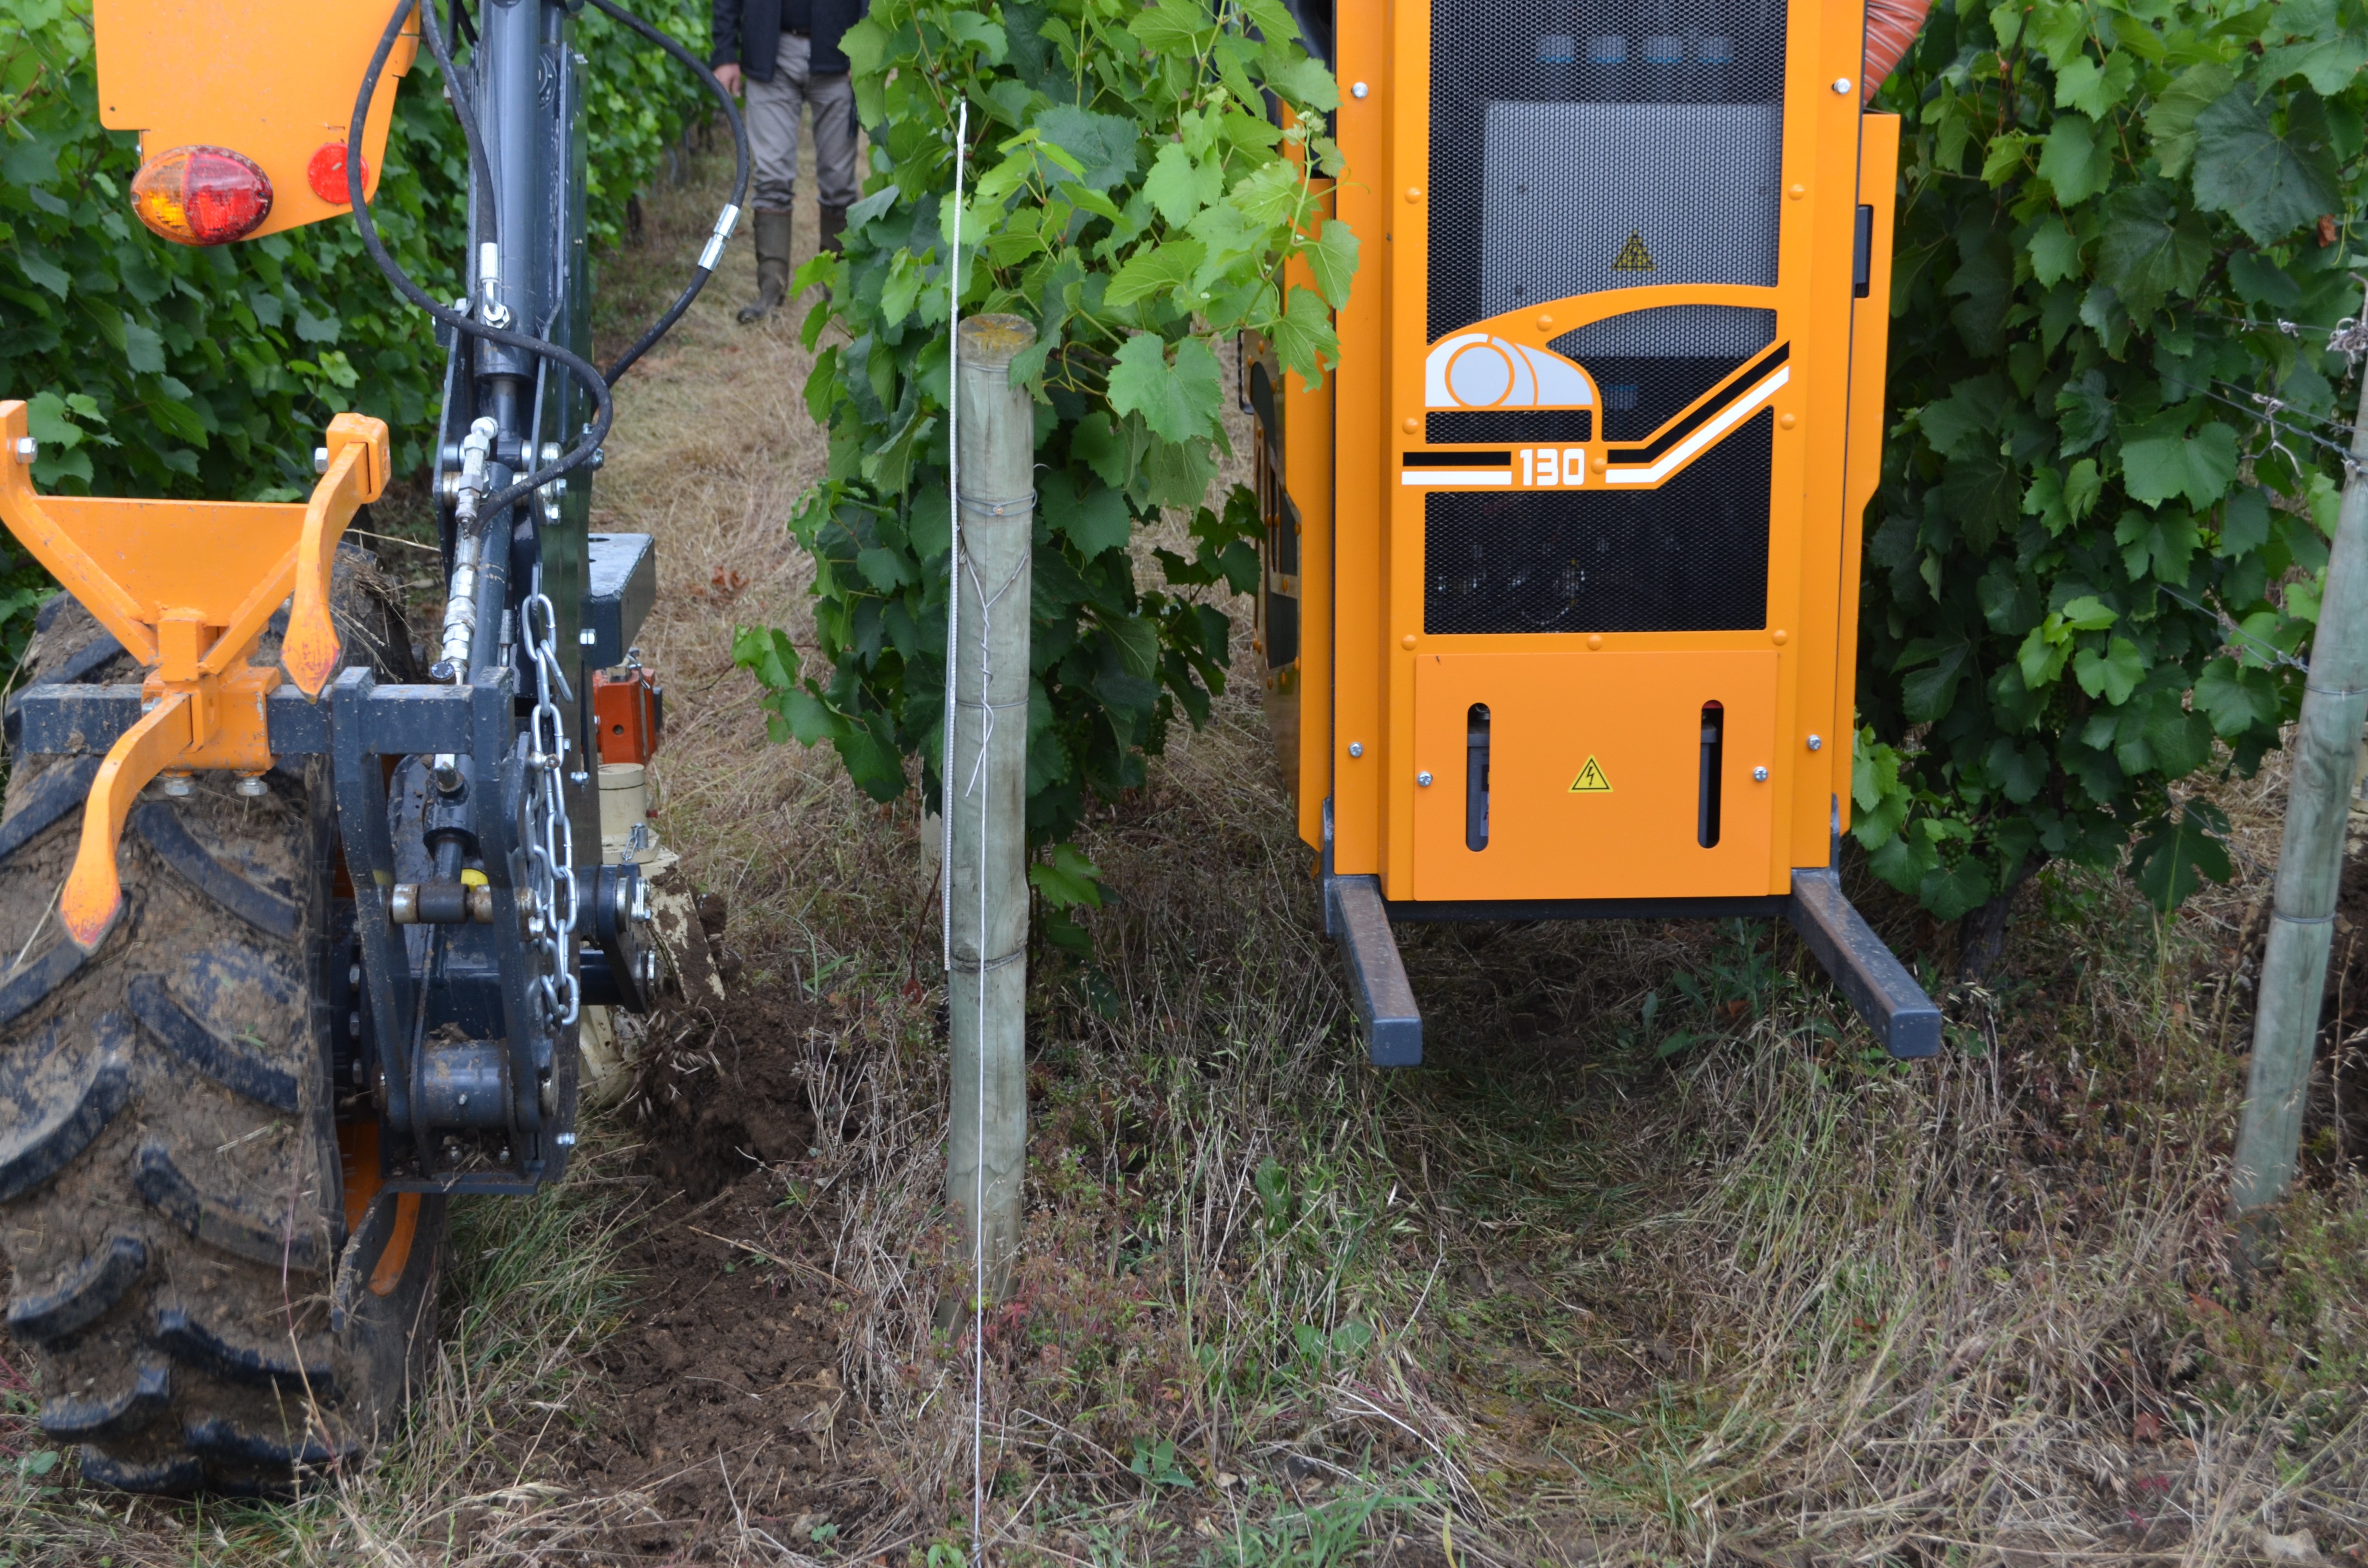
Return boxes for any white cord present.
[942,100,965,977]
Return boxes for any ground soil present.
[562,989,885,1560]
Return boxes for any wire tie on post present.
[957,490,1038,518]
[948,949,1025,974]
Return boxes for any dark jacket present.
[711,0,865,79]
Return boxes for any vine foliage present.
[732,0,1350,924]
[1858,0,2364,931]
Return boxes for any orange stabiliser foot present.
[61,692,194,950]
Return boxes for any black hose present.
[582,0,754,385]
[416,0,495,240]
[347,0,613,533]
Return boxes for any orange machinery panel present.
[1250,0,1900,910]
[1410,650,1777,901]
[94,0,415,240]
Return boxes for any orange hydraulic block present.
[0,402,388,949]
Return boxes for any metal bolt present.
[555,1131,577,1148]
[312,446,330,475]
[579,627,597,645]
[590,447,606,470]
[160,775,194,798]
[349,965,362,986]
[1806,734,1823,751]
[235,774,269,797]
[1417,770,1434,787]
[1351,81,1369,98]
[1752,766,1770,782]
[11,437,34,463]
[1832,76,1853,94]
[1348,741,1364,758]
[540,442,560,466]
[630,879,653,922]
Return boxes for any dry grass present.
[3,128,2366,1568]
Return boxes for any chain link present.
[521,591,579,1029]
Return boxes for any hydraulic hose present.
[416,0,496,241]
[581,0,754,385]
[348,0,613,531]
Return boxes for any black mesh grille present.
[1553,306,1776,441]
[1428,409,1595,443]
[1429,0,1787,340]
[1423,409,1774,634]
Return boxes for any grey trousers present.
[745,32,857,213]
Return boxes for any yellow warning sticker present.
[1569,756,1614,793]
[1612,231,1656,270]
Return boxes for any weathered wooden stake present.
[947,314,1035,1301]
[2232,290,2368,1225]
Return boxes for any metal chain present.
[521,590,579,1029]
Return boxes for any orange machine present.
[1248,0,1936,1063]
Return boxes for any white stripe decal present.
[1604,364,1791,486]
[1400,469,1514,487]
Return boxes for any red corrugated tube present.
[1862,0,1932,100]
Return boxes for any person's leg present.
[809,70,858,264]
[738,60,801,321]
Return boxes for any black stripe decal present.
[1402,450,1512,466]
[1607,342,1791,464]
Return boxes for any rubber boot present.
[737,208,793,323]
[817,204,848,302]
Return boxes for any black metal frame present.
[1317,802,1943,1067]
[12,3,682,1194]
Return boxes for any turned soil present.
[564,989,883,1559]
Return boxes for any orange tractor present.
[0,0,742,1492]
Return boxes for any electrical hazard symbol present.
[1569,756,1614,793]
[1612,231,1656,271]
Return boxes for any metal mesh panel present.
[1428,409,1595,443]
[1552,306,1775,441]
[1430,0,1787,340]
[1423,409,1774,634]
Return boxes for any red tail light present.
[307,142,369,206]
[131,145,272,245]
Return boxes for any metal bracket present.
[1320,799,1423,1066]
[1785,868,1942,1058]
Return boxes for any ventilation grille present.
[1430,0,1788,341]
[1427,409,1595,443]
[1424,409,1774,634]
[1552,306,1775,442]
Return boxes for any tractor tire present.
[0,550,447,1496]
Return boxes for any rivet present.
[1417,771,1434,787]
[1352,81,1369,98]
[1779,412,1797,429]
[1349,741,1364,758]
[1401,634,1417,649]
[1788,183,1806,199]
[1402,416,1419,433]
[1587,634,1603,650]
[1405,186,1424,203]
[1753,766,1770,782]
[1535,313,1555,331]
